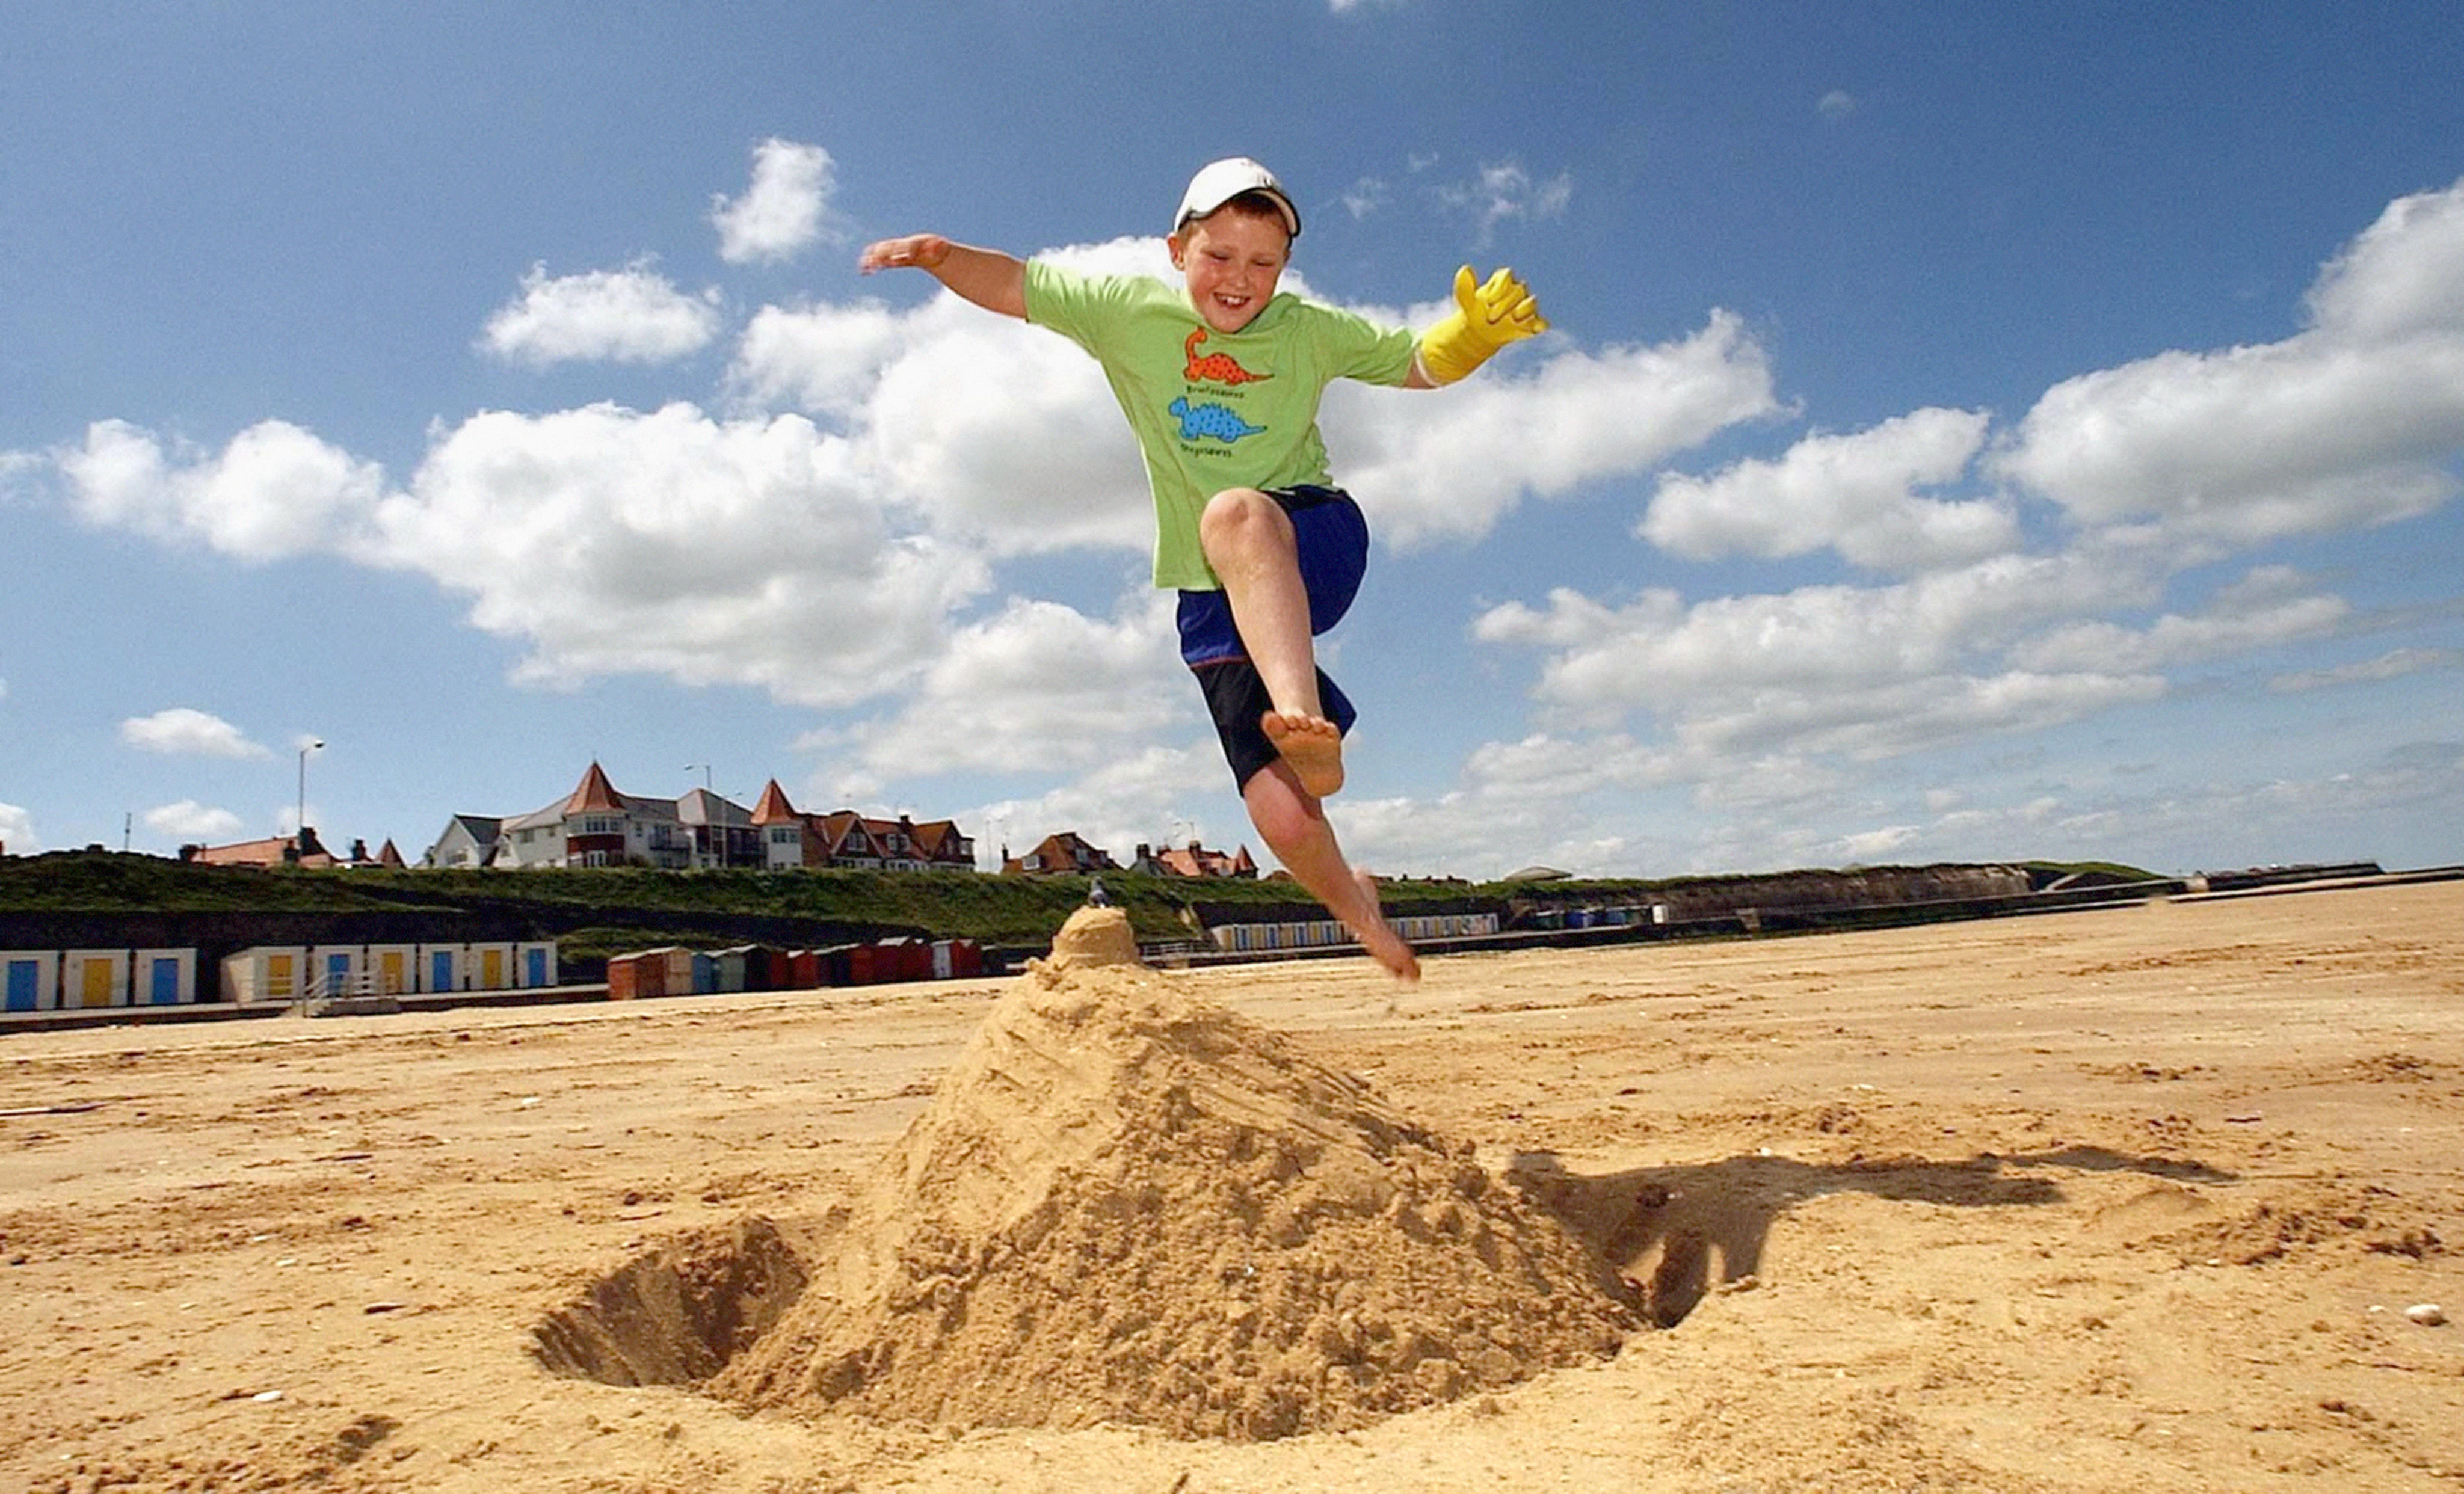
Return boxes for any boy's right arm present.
[857,235,1028,320]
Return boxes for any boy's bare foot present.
[1352,869,1420,983]
[1261,710,1345,798]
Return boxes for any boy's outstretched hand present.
[857,234,952,273]
[855,235,1029,319]
[1416,265,1549,384]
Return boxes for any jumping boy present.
[860,158,1546,980]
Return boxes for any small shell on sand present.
[2405,1302,2447,1327]
[1043,905,1142,970]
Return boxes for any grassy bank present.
[1,850,2160,964]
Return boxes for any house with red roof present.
[485,761,697,870]
[185,826,339,869]
[1129,840,1258,879]
[1002,831,1119,876]
[749,779,976,872]
[429,766,975,873]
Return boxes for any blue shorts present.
[1177,486,1369,788]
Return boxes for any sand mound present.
[716,908,1636,1440]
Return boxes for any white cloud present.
[730,300,910,419]
[1468,544,2182,790]
[373,401,984,705]
[1477,550,2155,715]
[854,306,1153,556]
[0,802,35,855]
[2270,645,2464,694]
[1680,668,2166,766]
[120,707,272,759]
[811,591,1188,792]
[2010,565,2350,674]
[53,401,993,709]
[1818,90,1857,120]
[58,419,385,561]
[481,261,722,367]
[2304,177,2464,342]
[1327,309,1785,546]
[1435,159,1573,244]
[1994,176,2464,543]
[1461,731,1692,810]
[712,138,837,265]
[1834,823,1918,862]
[1341,176,1391,220]
[0,450,41,503]
[1642,407,2011,571]
[143,799,245,841]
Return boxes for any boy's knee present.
[1200,487,1287,557]
[1242,765,1327,848]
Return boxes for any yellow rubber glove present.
[1416,265,1549,384]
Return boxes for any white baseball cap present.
[1174,157,1301,239]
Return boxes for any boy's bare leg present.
[1242,761,1418,980]
[1201,489,1345,798]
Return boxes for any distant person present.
[860,158,1547,979]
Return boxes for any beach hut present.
[843,943,883,986]
[60,950,128,1009]
[514,942,558,990]
[931,938,984,980]
[879,936,933,983]
[606,950,664,1001]
[466,942,516,991]
[133,948,196,1006]
[708,947,747,994]
[308,944,365,1000]
[719,944,781,992]
[813,945,857,987]
[365,944,418,997]
[3,951,58,1012]
[222,946,309,1004]
[418,943,466,994]
[780,949,820,989]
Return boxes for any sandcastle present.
[709,906,1637,1440]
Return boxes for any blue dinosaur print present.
[1168,396,1266,444]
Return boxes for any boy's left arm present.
[1409,265,1548,387]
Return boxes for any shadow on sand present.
[1513,1143,2238,1328]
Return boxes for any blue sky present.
[5,1,2461,881]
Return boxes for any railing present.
[295,965,399,1016]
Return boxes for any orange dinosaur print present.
[1184,327,1272,386]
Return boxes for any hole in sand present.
[531,1215,819,1388]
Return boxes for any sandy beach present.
[3,878,2459,1492]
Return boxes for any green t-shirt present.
[1024,260,1418,589]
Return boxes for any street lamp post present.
[297,740,323,847]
